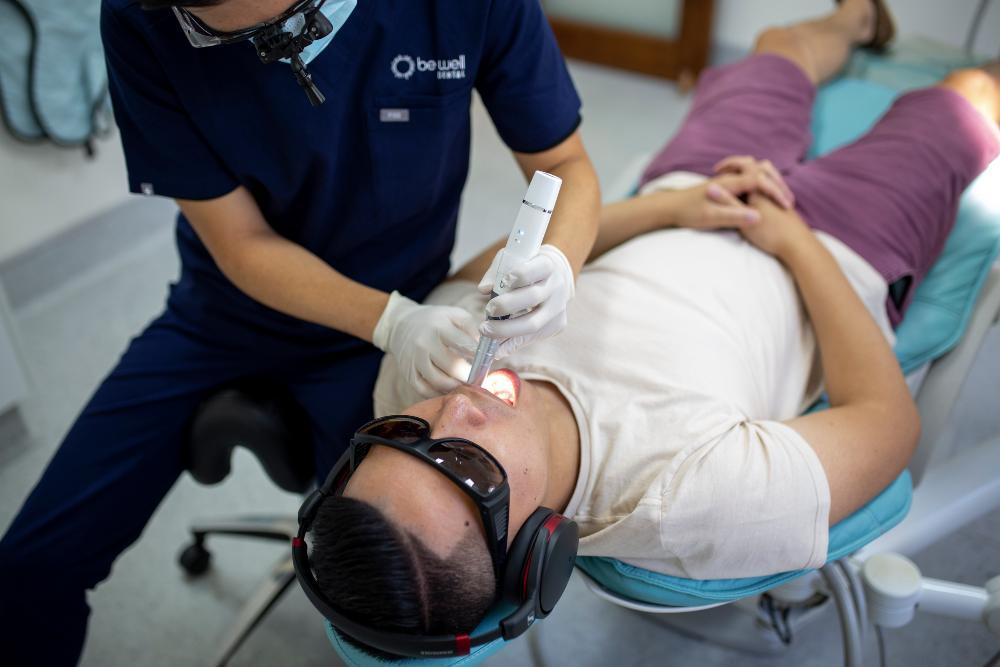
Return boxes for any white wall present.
[0,129,129,264]
[713,0,1000,55]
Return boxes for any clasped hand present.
[665,155,810,256]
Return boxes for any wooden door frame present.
[546,0,715,83]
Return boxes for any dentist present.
[0,0,599,664]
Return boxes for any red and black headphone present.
[291,445,579,658]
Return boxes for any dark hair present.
[139,1,221,10]
[309,496,497,661]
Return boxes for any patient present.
[308,0,1000,655]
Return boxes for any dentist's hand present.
[476,244,575,359]
[372,291,479,399]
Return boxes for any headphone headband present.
[291,446,579,657]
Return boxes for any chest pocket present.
[367,89,471,230]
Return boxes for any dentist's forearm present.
[448,158,599,284]
[540,154,601,276]
[180,187,390,343]
[219,231,390,343]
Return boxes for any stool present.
[179,382,313,667]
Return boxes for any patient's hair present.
[309,496,497,660]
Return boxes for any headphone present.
[292,452,579,658]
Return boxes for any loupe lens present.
[172,8,224,47]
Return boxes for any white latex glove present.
[372,291,480,399]
[476,244,575,359]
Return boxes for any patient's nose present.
[431,393,488,436]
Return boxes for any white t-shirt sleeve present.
[655,419,831,579]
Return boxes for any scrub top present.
[101,0,582,345]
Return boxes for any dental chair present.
[323,155,1000,667]
[324,47,1000,667]
[551,63,1000,667]
[180,46,1000,667]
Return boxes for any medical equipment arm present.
[761,195,919,524]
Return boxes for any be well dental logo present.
[391,54,466,80]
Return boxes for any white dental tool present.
[467,170,562,386]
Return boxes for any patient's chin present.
[482,369,521,407]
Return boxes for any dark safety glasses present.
[327,415,511,580]
[172,0,325,48]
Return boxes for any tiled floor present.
[1,59,998,667]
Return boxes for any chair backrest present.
[908,262,1000,484]
[186,381,315,494]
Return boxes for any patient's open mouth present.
[481,369,521,407]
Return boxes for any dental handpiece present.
[467,171,562,386]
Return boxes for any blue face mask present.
[281,0,357,65]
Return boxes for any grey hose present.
[839,560,869,646]
[821,563,864,667]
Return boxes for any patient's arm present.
[451,158,794,280]
[589,158,795,261]
[747,195,920,525]
[449,192,692,282]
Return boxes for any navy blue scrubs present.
[0,1,581,663]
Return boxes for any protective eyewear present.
[293,414,577,658]
[326,415,511,580]
[172,0,325,49]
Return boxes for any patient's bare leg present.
[939,64,1000,126]
[753,0,878,85]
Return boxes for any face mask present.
[281,0,357,66]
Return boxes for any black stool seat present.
[181,382,316,666]
[187,383,314,494]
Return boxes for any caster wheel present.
[179,541,212,576]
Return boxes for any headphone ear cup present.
[538,519,578,615]
[501,508,553,604]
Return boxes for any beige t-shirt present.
[374,177,894,579]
